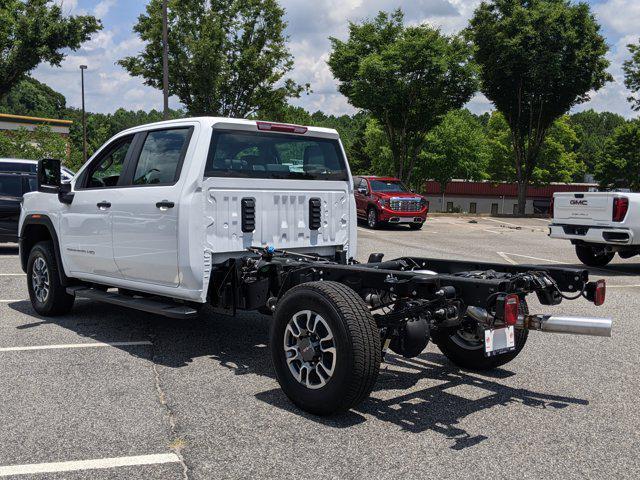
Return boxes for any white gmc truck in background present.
[550,191,636,266]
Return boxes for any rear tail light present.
[594,279,606,306]
[256,121,308,134]
[503,294,520,326]
[549,196,555,219]
[612,197,628,222]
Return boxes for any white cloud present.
[94,0,116,18]
[595,0,640,36]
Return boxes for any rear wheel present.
[271,281,381,415]
[431,301,529,370]
[575,244,614,267]
[27,241,75,316]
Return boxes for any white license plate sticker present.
[484,326,516,357]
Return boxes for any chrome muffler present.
[466,306,612,338]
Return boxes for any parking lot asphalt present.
[0,216,638,479]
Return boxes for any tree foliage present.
[328,9,477,183]
[0,125,68,161]
[0,77,66,118]
[595,120,640,191]
[623,42,640,111]
[467,0,611,213]
[119,0,305,117]
[0,0,101,97]
[419,109,490,191]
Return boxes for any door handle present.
[96,201,111,210]
[156,200,175,210]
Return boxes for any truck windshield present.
[370,180,410,193]
[205,130,348,181]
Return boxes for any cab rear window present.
[205,130,348,181]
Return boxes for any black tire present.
[431,301,529,371]
[27,241,75,316]
[271,281,381,415]
[366,207,379,229]
[409,222,423,230]
[575,244,614,267]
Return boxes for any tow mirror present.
[37,158,62,193]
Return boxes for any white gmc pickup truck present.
[19,117,612,415]
[550,191,635,267]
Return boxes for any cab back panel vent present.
[309,198,322,230]
[241,198,256,233]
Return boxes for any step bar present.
[67,287,200,319]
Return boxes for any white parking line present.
[0,341,152,352]
[0,299,25,303]
[496,252,518,264]
[497,252,564,264]
[0,453,181,477]
[607,284,640,288]
[0,273,25,276]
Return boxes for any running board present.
[67,287,200,319]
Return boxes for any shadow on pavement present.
[9,299,588,450]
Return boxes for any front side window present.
[369,180,409,193]
[205,130,348,181]
[86,137,133,188]
[0,174,23,197]
[132,129,191,185]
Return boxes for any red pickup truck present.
[354,176,428,229]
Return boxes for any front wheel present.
[27,241,75,316]
[367,207,379,229]
[270,281,381,415]
[575,244,614,267]
[431,301,529,370]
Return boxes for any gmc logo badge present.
[570,200,588,206]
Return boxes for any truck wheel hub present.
[31,257,50,303]
[284,310,337,389]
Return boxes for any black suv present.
[0,160,39,243]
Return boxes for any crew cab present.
[19,118,612,415]
[549,191,638,266]
[354,176,428,229]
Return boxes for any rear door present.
[203,126,352,255]
[0,174,23,240]
[111,126,194,287]
[553,192,613,225]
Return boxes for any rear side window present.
[132,128,191,185]
[205,130,348,181]
[0,174,23,197]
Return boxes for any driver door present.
[59,135,135,278]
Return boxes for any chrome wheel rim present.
[32,256,50,304]
[283,310,337,389]
[368,209,376,228]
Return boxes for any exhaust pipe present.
[519,314,612,337]
[466,306,612,338]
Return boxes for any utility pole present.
[80,65,88,163]
[162,0,169,120]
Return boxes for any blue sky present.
[34,0,640,118]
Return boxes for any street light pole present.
[80,65,88,163]
[162,0,169,120]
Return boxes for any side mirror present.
[37,158,61,193]
[358,187,368,195]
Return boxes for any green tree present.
[119,0,305,116]
[0,125,68,161]
[595,120,640,191]
[623,42,640,111]
[328,9,477,183]
[467,0,611,214]
[570,109,626,177]
[418,109,490,192]
[0,0,100,97]
[0,77,66,117]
